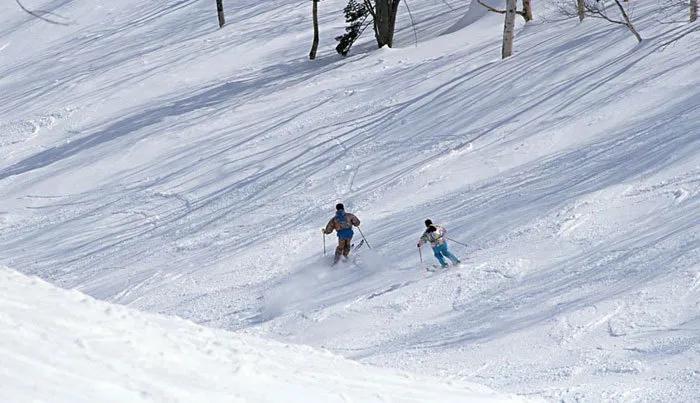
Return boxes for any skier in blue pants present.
[417,219,460,268]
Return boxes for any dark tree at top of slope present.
[310,0,320,59]
[335,0,401,56]
[373,0,402,48]
[216,0,225,28]
[336,0,371,56]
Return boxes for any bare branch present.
[15,0,73,25]
[581,0,642,41]
[364,0,377,18]
[477,0,507,14]
[585,9,629,25]
[554,1,582,19]
[612,0,642,41]
[403,0,419,47]
[477,0,529,20]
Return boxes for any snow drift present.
[0,266,529,403]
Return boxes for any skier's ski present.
[351,239,364,254]
[425,263,462,272]
[330,239,365,267]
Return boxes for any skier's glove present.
[416,243,421,248]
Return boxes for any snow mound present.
[444,0,504,34]
[0,266,530,403]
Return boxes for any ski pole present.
[357,227,372,249]
[418,245,423,263]
[322,230,326,256]
[446,237,468,248]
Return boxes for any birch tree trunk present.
[374,0,401,48]
[216,0,225,28]
[613,0,642,42]
[691,0,698,22]
[577,0,585,22]
[309,0,319,59]
[502,0,517,58]
[522,0,533,21]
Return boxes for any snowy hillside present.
[0,266,528,402]
[1,0,699,401]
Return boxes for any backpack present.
[424,225,445,245]
[335,211,354,239]
[336,211,353,230]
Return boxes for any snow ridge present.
[0,266,528,403]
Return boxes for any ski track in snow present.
[1,0,699,401]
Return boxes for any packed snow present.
[1,0,698,401]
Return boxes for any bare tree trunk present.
[522,0,533,21]
[216,0,225,28]
[502,0,517,58]
[309,0,319,60]
[577,0,585,21]
[374,0,401,48]
[691,0,698,22]
[613,0,642,42]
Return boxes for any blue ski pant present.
[433,243,460,267]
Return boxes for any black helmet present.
[424,219,432,227]
[336,203,345,211]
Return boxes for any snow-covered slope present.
[1,0,698,401]
[0,266,527,402]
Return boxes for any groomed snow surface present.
[1,0,699,401]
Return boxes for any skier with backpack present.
[322,203,361,265]
[417,219,461,269]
